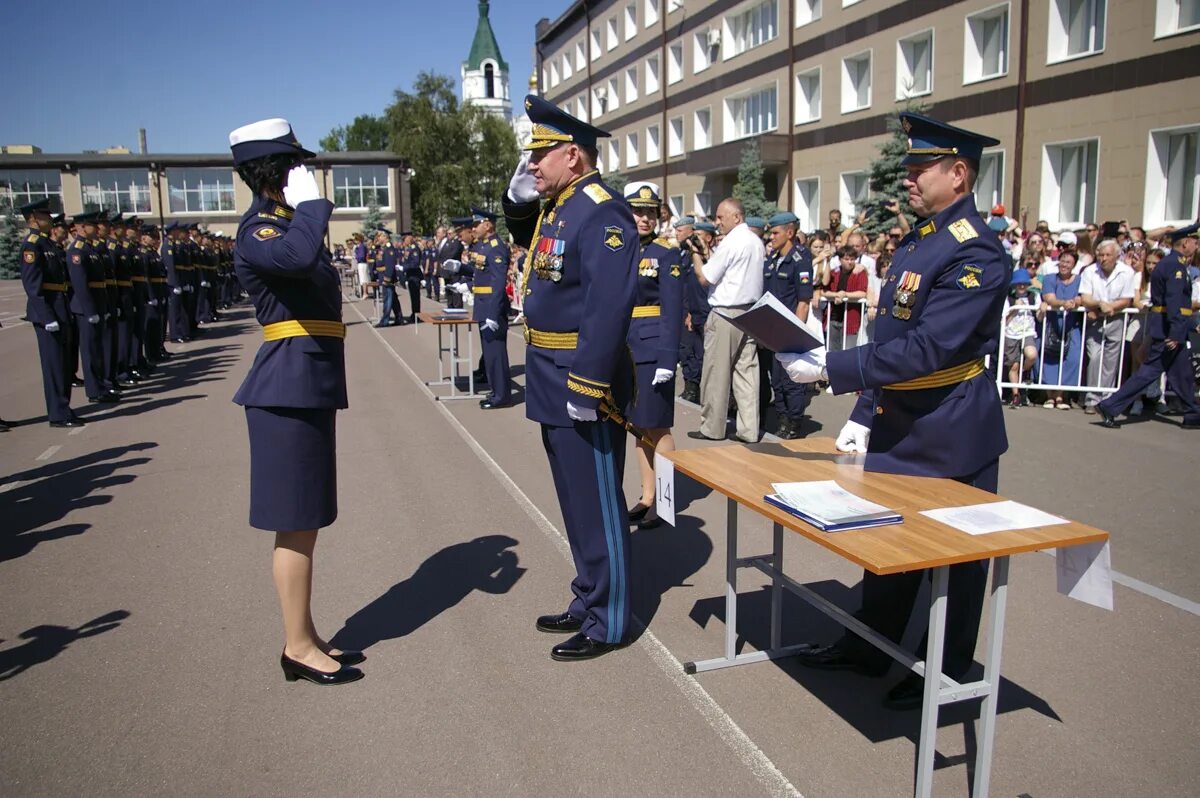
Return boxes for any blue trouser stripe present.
[589,424,619,641]
[592,422,626,643]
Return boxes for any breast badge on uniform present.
[892,270,922,320]
[23,250,36,263]
[638,257,659,277]
[956,263,983,290]
[603,226,625,251]
[253,226,282,241]
[948,219,978,243]
[670,264,681,278]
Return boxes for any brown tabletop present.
[418,311,477,325]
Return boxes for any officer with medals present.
[621,183,683,529]
[66,212,118,403]
[503,95,639,661]
[228,117,363,686]
[1096,223,1200,429]
[19,199,83,427]
[467,208,513,408]
[373,228,406,327]
[777,113,1010,709]
[762,212,815,439]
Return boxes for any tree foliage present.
[862,101,927,235]
[602,171,628,196]
[0,208,23,280]
[319,114,390,152]
[361,197,383,236]
[732,140,777,220]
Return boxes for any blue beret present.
[470,206,497,222]
[1010,268,1032,286]
[987,216,1008,232]
[767,212,798,229]
[1168,222,1200,240]
[695,221,717,233]
[900,112,1000,166]
[745,216,766,229]
[674,215,696,228]
[17,198,52,217]
[228,118,315,165]
[521,94,611,151]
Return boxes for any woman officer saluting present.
[228,118,363,685]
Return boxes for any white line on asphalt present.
[35,445,61,461]
[0,480,27,494]
[69,425,88,436]
[348,301,802,798]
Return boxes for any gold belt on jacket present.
[473,286,493,294]
[1150,305,1193,316]
[116,280,133,287]
[884,358,985,391]
[42,282,68,292]
[261,319,347,342]
[149,277,167,283]
[524,327,578,349]
[632,305,661,318]
[88,281,107,289]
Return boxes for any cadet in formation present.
[66,212,119,403]
[762,212,816,439]
[466,207,512,408]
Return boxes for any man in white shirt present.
[1079,239,1136,411]
[687,198,765,442]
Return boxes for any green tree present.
[361,197,382,236]
[862,102,927,235]
[319,114,390,152]
[602,170,628,196]
[732,139,777,219]
[0,207,24,280]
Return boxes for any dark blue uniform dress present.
[233,196,348,533]
[471,235,513,404]
[626,236,684,428]
[679,253,708,388]
[1098,249,1200,424]
[764,240,815,424]
[21,231,73,422]
[824,194,1010,679]
[377,242,404,326]
[505,170,639,644]
[66,237,110,399]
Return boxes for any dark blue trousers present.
[169,292,189,340]
[75,315,107,399]
[1099,338,1200,421]
[679,316,705,384]
[380,284,403,324]
[542,419,632,644]
[33,324,72,422]
[116,295,135,376]
[405,277,422,319]
[480,320,511,403]
[771,358,812,421]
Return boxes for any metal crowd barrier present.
[818,297,871,350]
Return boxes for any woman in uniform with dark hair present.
[228,118,363,685]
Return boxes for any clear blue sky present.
[2,0,548,154]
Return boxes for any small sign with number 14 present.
[654,452,676,527]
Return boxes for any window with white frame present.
[669,194,684,218]
[167,168,236,213]
[841,50,872,113]
[646,55,661,93]
[725,84,778,141]
[694,29,716,73]
[607,17,619,50]
[576,95,589,122]
[668,41,684,83]
[794,177,820,232]
[647,124,661,162]
[668,0,684,12]
[725,0,779,59]
[592,86,607,117]
[839,171,869,218]
[1144,126,1200,226]
[0,169,63,212]
[796,0,822,27]
[576,41,586,70]
[1049,0,1106,61]
[896,29,933,99]
[591,29,602,60]
[607,140,621,174]
[626,132,640,168]
[795,67,821,123]
[645,0,660,27]
[625,3,638,39]
[668,115,685,156]
[1155,0,1200,37]
[562,52,573,80]
[549,60,560,87]
[975,151,1005,214]
[694,108,712,149]
[626,66,639,103]
[965,4,1009,83]
[79,169,151,214]
[843,0,863,6]
[608,77,621,111]
[332,165,390,209]
[541,67,548,90]
[694,192,712,217]
[1041,139,1098,227]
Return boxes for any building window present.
[626,132,640,168]
[593,85,608,117]
[494,63,505,95]
[0,169,63,212]
[608,77,621,111]
[79,169,151,214]
[576,95,589,123]
[562,53,573,81]
[668,194,684,218]
[839,171,869,218]
[591,29,602,61]
[795,66,821,124]
[694,29,716,73]
[796,0,822,27]
[668,41,684,84]
[841,50,872,113]
[626,66,639,103]
[794,177,820,232]
[694,192,712,217]
[976,151,1005,214]
[1144,126,1200,226]
[1155,0,1200,37]
[576,41,586,70]
[1049,0,1105,62]
[166,168,236,213]
[607,140,621,174]
[625,3,638,39]
[668,0,684,12]
[843,0,863,5]
[896,29,933,99]
[607,17,619,51]
[1041,139,1098,227]
[694,108,712,149]
[965,4,1010,83]
[725,84,779,141]
[668,116,685,156]
[332,165,390,209]
[645,0,660,27]
[647,124,661,162]
[725,0,779,59]
[645,55,661,94]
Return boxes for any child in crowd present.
[1003,268,1041,407]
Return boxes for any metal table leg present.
[915,565,949,798]
[425,324,452,388]
[771,522,783,650]
[972,555,1010,798]
[725,497,739,661]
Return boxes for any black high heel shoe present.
[628,504,651,524]
[280,653,364,685]
[330,650,366,666]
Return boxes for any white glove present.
[173,286,182,295]
[87,314,100,324]
[184,284,194,293]
[482,318,499,332]
[567,401,597,422]
[104,312,112,320]
[420,280,426,288]
[836,420,871,454]
[45,321,60,332]
[652,368,673,385]
[457,283,471,295]
[200,281,210,288]
[777,346,826,383]
[507,151,540,203]
[147,299,157,306]
[282,165,321,207]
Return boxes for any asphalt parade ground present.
[1,279,1198,797]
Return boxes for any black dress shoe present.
[637,516,663,530]
[1095,406,1120,429]
[883,673,925,711]
[280,653,364,685]
[628,504,650,523]
[795,641,888,677]
[550,632,624,661]
[71,377,85,387]
[479,398,510,409]
[49,419,86,428]
[536,612,583,634]
[88,394,120,404]
[330,650,366,666]
[686,430,724,441]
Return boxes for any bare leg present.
[636,429,674,520]
[274,529,339,672]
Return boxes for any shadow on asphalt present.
[330,535,526,651]
[0,610,131,681]
[0,443,157,563]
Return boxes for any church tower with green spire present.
[461,0,511,121]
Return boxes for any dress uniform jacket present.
[470,236,511,324]
[1147,250,1193,344]
[67,239,107,317]
[21,231,70,327]
[763,241,814,310]
[626,236,684,428]
[827,194,1010,480]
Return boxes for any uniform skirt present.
[628,360,676,429]
[245,406,337,532]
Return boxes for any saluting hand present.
[507,152,539,204]
[283,166,321,207]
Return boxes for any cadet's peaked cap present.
[18,198,52,217]
[522,94,610,151]
[767,211,799,229]
[450,216,474,228]
[624,182,661,208]
[1167,221,1200,241]
[140,223,157,234]
[72,211,98,224]
[674,215,696,228]
[51,213,68,227]
[694,221,717,233]
[164,221,179,231]
[899,112,999,166]
[228,118,315,165]
[745,216,766,230]
[470,207,497,223]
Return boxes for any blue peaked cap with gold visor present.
[522,94,611,151]
[899,112,999,166]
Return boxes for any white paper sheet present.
[654,452,676,528]
[771,480,897,525]
[920,500,1069,535]
[1056,540,1114,610]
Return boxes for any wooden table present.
[664,439,1109,798]
[417,311,483,401]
